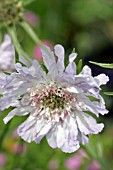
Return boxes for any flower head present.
[0,34,15,72]
[0,45,109,153]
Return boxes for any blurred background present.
[0,0,113,169]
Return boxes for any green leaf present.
[40,62,48,73]
[104,92,113,96]
[89,61,113,69]
[77,59,82,74]
[88,96,100,102]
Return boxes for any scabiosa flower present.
[0,34,15,72]
[0,45,109,153]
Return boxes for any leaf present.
[77,59,83,74]
[104,92,113,96]
[40,62,48,73]
[89,61,113,69]
[72,48,75,53]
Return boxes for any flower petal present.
[61,140,80,153]
[18,115,51,143]
[17,116,38,143]
[19,55,30,67]
[41,46,55,70]
[54,44,65,72]
[94,74,109,86]
[46,125,57,148]
[75,111,104,135]
[0,97,19,111]
[35,121,52,143]
[77,130,89,145]
[0,34,15,71]
[3,106,32,124]
[65,53,77,76]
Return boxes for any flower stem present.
[7,26,32,64]
[0,121,12,148]
[22,0,37,6]
[20,21,52,57]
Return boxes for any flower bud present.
[0,0,23,26]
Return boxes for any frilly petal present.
[94,74,109,86]
[46,125,57,148]
[3,106,31,124]
[76,111,104,135]
[61,140,80,153]
[41,46,55,70]
[47,116,79,153]
[0,34,15,71]
[54,44,65,72]
[65,53,77,76]
[80,65,92,76]
[77,130,89,145]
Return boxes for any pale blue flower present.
[0,45,109,153]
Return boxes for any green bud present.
[0,0,23,26]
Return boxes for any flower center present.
[0,0,23,25]
[31,85,69,110]
[30,82,77,122]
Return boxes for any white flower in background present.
[0,45,109,153]
[0,34,15,72]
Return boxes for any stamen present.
[30,82,76,122]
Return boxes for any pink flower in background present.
[65,149,86,170]
[87,161,100,170]
[48,159,59,170]
[24,11,39,27]
[4,136,27,154]
[0,153,7,166]
[34,41,53,61]
[12,143,27,154]
[12,130,19,139]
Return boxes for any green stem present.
[7,26,32,64]
[82,145,111,170]
[20,21,52,57]
[0,121,12,148]
[22,0,37,6]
